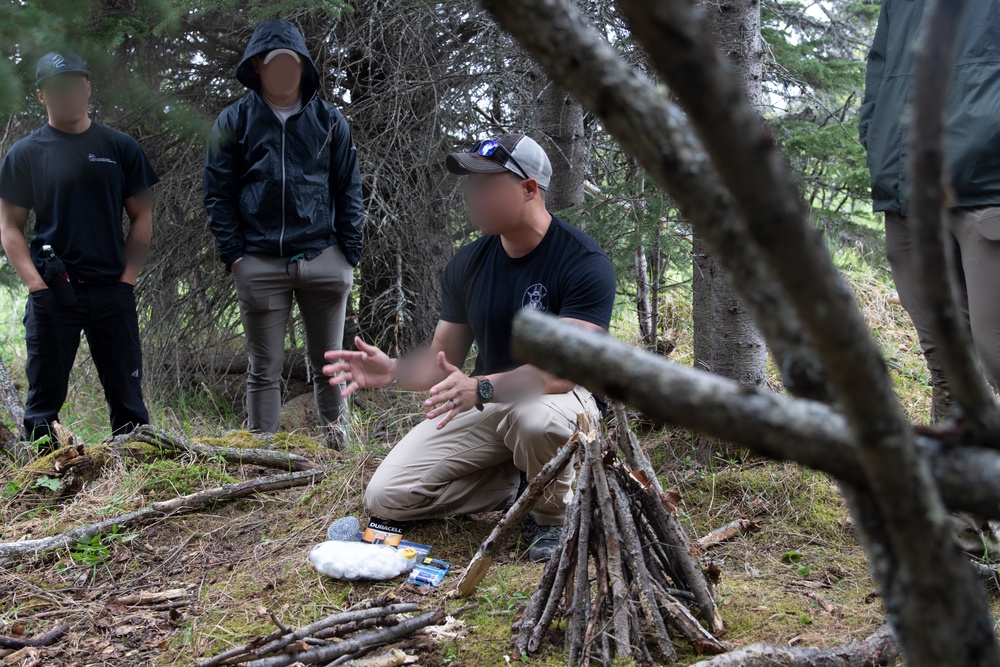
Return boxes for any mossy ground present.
[0,253,990,666]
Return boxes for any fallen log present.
[0,468,325,561]
[162,349,310,382]
[689,624,898,667]
[127,425,319,472]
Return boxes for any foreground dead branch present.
[197,594,445,667]
[906,0,1000,442]
[487,0,1000,661]
[510,416,725,663]
[0,468,324,561]
[512,310,1000,519]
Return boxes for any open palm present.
[323,336,394,397]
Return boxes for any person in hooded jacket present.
[860,0,1000,423]
[204,20,363,448]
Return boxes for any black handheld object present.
[39,245,77,306]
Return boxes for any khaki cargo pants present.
[885,208,1000,418]
[363,386,599,526]
[233,244,354,433]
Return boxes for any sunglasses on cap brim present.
[469,139,531,182]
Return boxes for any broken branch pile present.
[511,415,727,664]
[196,594,445,667]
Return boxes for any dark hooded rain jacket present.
[204,20,363,268]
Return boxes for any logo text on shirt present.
[88,154,117,165]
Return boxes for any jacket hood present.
[237,20,320,101]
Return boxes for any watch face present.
[478,379,495,401]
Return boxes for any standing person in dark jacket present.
[0,51,158,452]
[860,0,1000,423]
[204,20,363,448]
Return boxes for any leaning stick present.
[566,455,594,665]
[590,528,612,667]
[585,428,633,659]
[0,468,325,561]
[512,530,563,658]
[617,446,725,635]
[452,429,580,598]
[607,468,676,662]
[526,485,582,654]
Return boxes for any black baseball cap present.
[35,51,91,88]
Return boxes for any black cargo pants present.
[21,281,149,448]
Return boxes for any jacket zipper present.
[279,121,287,257]
[267,88,316,258]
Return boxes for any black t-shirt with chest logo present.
[440,215,617,376]
[0,122,159,282]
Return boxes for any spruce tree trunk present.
[339,0,460,354]
[531,75,586,213]
[0,356,24,458]
[692,0,767,457]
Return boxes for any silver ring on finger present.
[449,399,458,409]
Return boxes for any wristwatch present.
[475,377,495,411]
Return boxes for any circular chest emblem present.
[522,283,549,312]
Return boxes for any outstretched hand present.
[323,336,394,397]
[426,351,479,429]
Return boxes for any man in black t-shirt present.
[324,134,616,561]
[0,52,159,452]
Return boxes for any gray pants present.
[885,209,1000,415]
[233,245,354,432]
